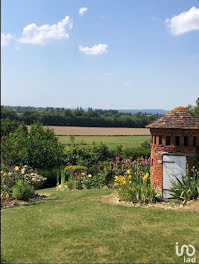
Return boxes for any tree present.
[194,98,199,116]
[1,118,19,137]
[1,124,29,166]
[1,123,66,169]
[28,124,65,168]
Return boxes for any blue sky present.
[2,0,199,110]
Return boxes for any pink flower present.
[129,156,134,160]
[99,164,103,169]
[116,156,120,161]
[125,164,129,168]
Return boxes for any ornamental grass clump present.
[170,166,199,201]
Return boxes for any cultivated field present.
[46,126,150,136]
[58,135,151,149]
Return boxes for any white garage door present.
[163,155,186,198]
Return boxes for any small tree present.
[28,123,65,168]
[1,123,65,169]
[1,124,29,166]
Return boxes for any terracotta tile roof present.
[146,106,199,129]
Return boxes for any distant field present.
[58,135,151,150]
[46,126,150,136]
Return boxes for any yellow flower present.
[21,168,26,175]
[114,176,119,182]
[128,175,132,179]
[15,166,19,171]
[129,181,132,184]
[114,182,119,187]
[143,173,150,181]
[120,176,126,183]
[126,169,131,174]
[3,172,7,176]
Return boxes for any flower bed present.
[108,157,157,203]
[1,165,47,205]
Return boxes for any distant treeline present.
[1,106,160,128]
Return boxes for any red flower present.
[116,156,120,161]
[99,164,103,169]
[110,162,115,166]
[125,164,129,168]
[129,156,134,160]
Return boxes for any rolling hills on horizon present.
[3,105,168,115]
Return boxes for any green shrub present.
[12,180,35,201]
[2,123,66,169]
[64,143,114,167]
[1,124,30,166]
[140,140,151,149]
[82,174,105,189]
[64,165,87,173]
[170,167,199,201]
[123,147,150,159]
[87,164,100,176]
[28,123,65,168]
[118,183,157,203]
[67,179,74,190]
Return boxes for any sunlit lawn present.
[58,135,150,150]
[1,188,199,264]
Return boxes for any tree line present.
[1,106,160,128]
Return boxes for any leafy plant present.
[66,179,74,190]
[170,167,199,201]
[12,180,35,201]
[1,123,65,169]
[114,158,156,203]
[82,174,105,189]
[118,183,157,203]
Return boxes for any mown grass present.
[1,188,199,264]
[58,135,151,150]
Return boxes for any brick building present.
[146,106,199,198]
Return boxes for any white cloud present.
[1,33,13,47]
[79,7,88,16]
[79,43,108,55]
[166,6,199,35]
[19,16,72,45]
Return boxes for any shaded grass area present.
[1,188,199,264]
[58,135,151,150]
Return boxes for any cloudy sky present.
[1,0,199,109]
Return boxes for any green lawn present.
[58,135,150,150]
[1,188,199,264]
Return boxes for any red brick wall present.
[150,128,199,195]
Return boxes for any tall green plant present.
[170,167,199,201]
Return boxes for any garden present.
[1,119,199,263]
[1,120,199,207]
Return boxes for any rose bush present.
[1,165,47,202]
